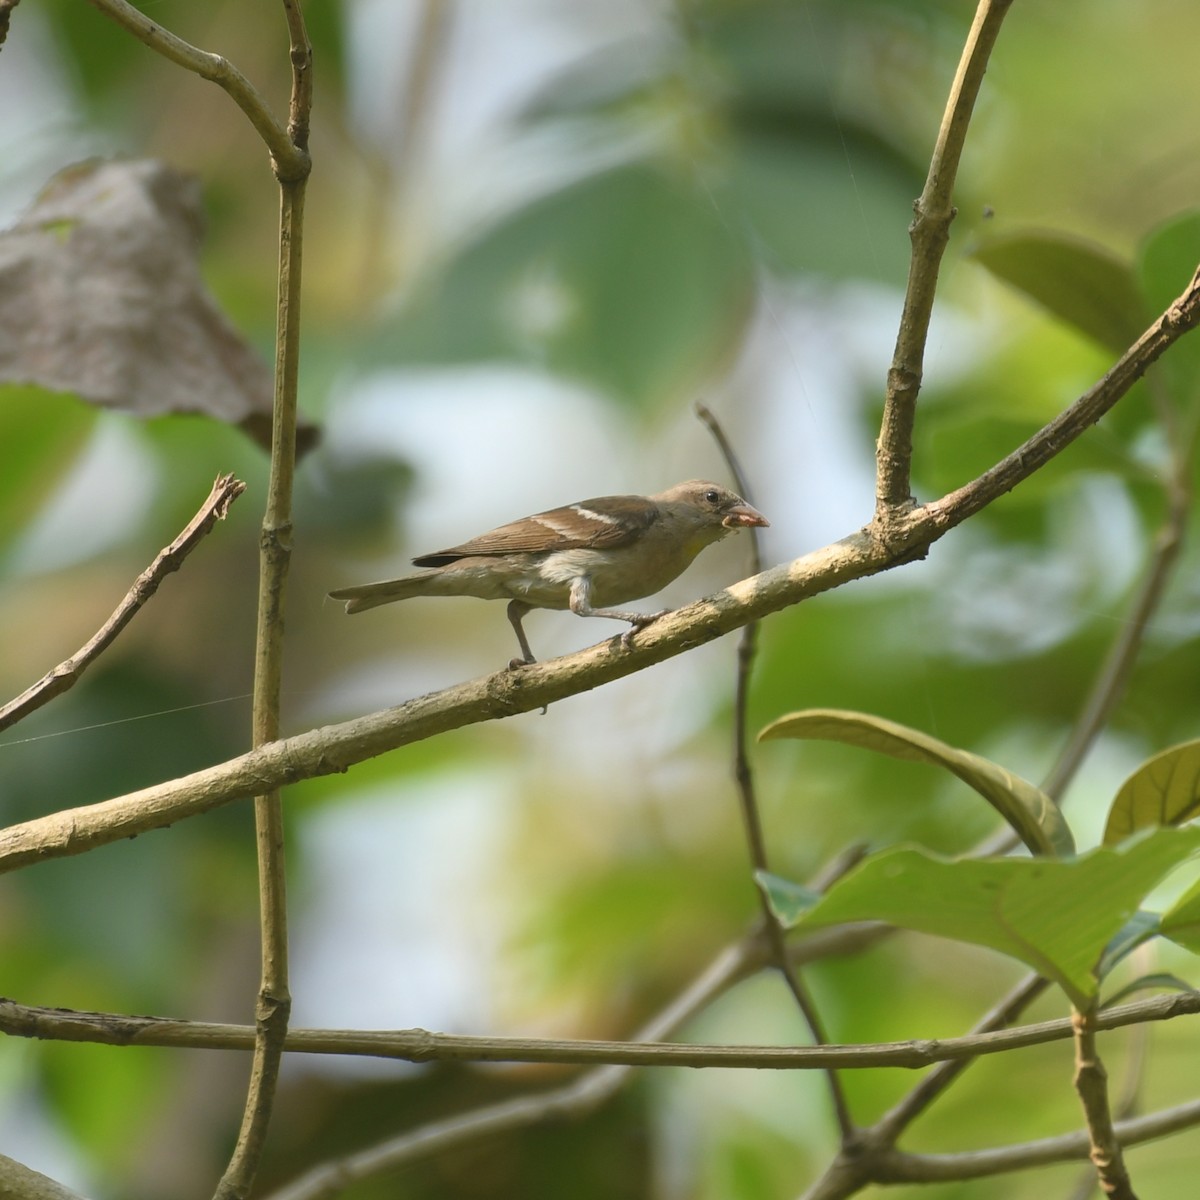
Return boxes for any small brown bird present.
[329,480,768,664]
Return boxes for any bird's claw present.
[620,610,668,651]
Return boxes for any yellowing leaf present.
[759,709,1074,857]
[1103,741,1200,846]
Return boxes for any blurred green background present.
[2,1,1200,1197]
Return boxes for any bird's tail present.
[328,571,442,613]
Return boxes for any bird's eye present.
[704,489,720,505]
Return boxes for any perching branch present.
[876,0,1015,516]
[5,256,1200,875]
[0,473,245,734]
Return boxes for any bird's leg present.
[506,599,537,669]
[568,578,669,650]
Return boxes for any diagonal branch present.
[0,473,245,734]
[2,262,1200,875]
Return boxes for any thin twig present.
[212,7,313,1199]
[876,0,1015,517]
[0,474,246,734]
[697,402,856,1142]
[2,982,1196,1071]
[83,0,307,179]
[862,1095,1200,1183]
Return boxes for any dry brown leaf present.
[0,158,314,452]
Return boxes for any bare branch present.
[212,4,314,1196]
[0,474,245,734]
[1,981,1196,1071]
[2,262,1198,872]
[876,0,1015,516]
[0,1153,86,1200]
[870,1096,1200,1184]
[83,0,308,180]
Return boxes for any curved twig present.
[83,0,308,179]
[0,474,245,734]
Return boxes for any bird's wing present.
[411,495,659,566]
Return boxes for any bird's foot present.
[508,655,536,670]
[620,609,669,651]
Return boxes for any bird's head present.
[659,480,770,532]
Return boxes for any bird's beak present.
[723,502,769,529]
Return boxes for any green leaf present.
[1136,210,1200,402]
[969,230,1146,353]
[1102,973,1195,1009]
[1103,741,1200,846]
[0,385,95,560]
[1137,210,1200,316]
[374,163,755,411]
[1160,871,1200,953]
[756,873,822,926]
[759,708,1074,857]
[1095,910,1162,982]
[764,829,1200,1007]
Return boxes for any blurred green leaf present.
[1095,910,1162,981]
[0,386,94,560]
[761,828,1200,1007]
[1137,210,1200,316]
[373,163,755,410]
[1103,740,1200,846]
[42,1042,171,1175]
[1102,972,1194,1008]
[755,873,821,925]
[970,231,1146,353]
[1136,209,1200,402]
[1160,871,1200,953]
[714,130,917,283]
[759,708,1074,857]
